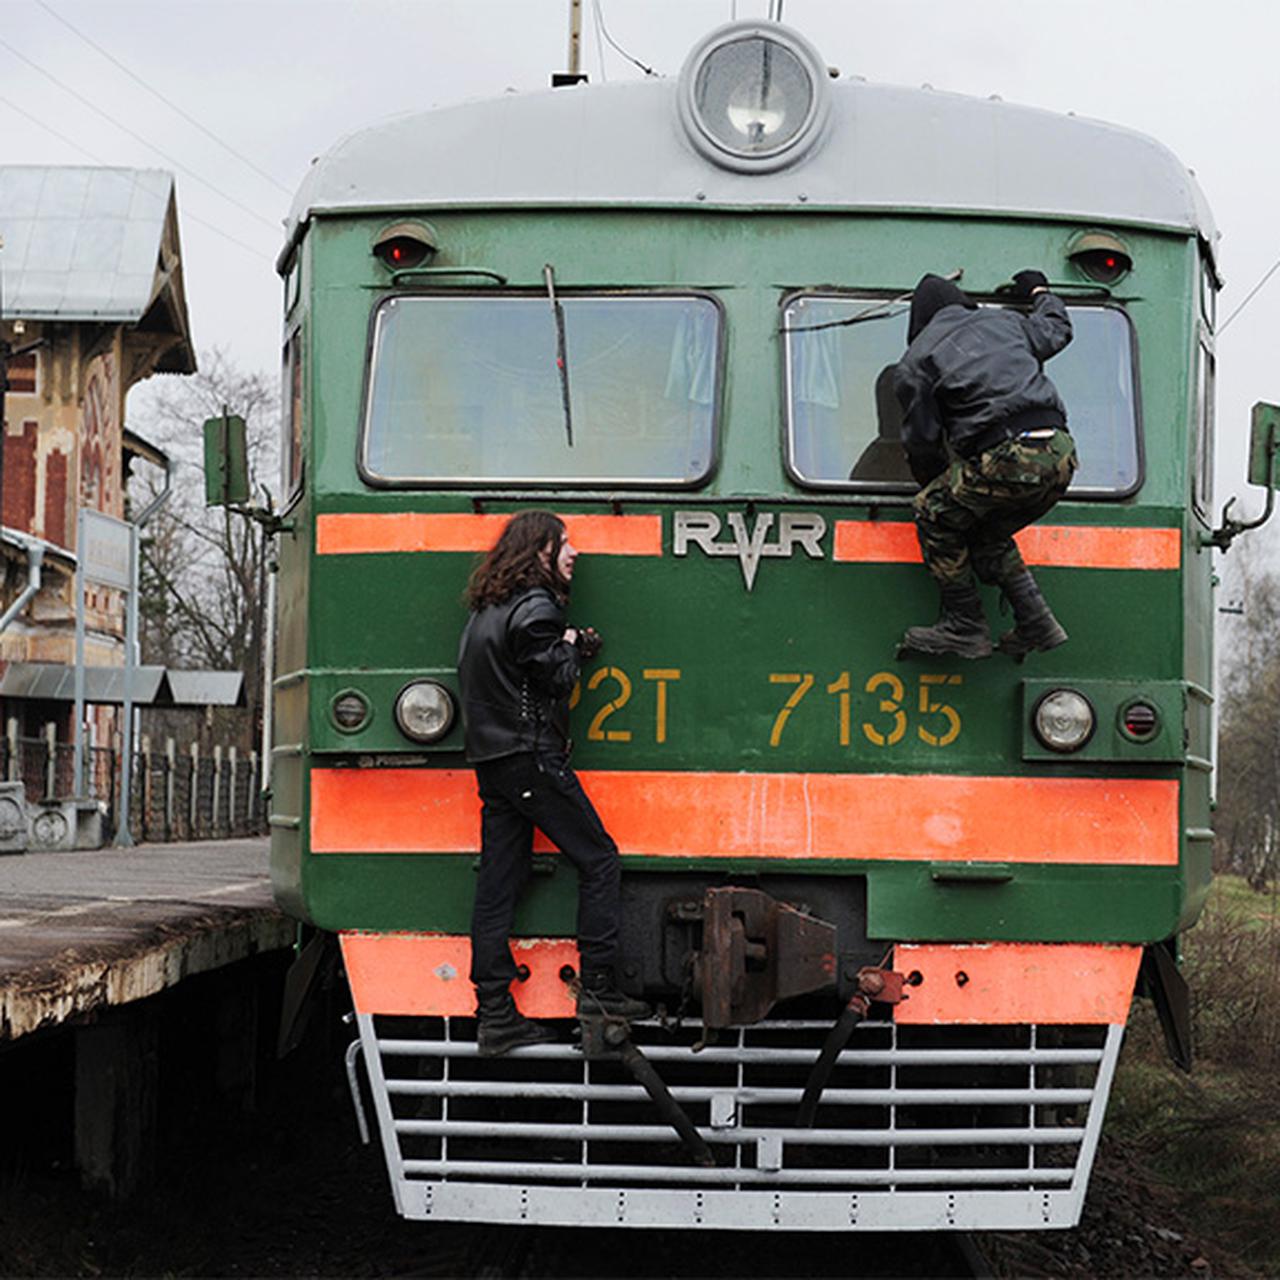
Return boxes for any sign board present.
[202,413,251,506]
[80,509,131,589]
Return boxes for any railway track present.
[444,1222,994,1278]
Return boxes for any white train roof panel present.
[285,74,1217,255]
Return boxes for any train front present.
[268,22,1214,1230]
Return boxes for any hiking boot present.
[900,584,993,659]
[577,970,651,1021]
[475,985,556,1058]
[997,569,1068,660]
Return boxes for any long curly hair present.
[466,510,569,610]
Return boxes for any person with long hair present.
[457,510,648,1056]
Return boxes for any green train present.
[215,19,1280,1232]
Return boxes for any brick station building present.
[0,166,195,750]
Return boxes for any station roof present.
[285,69,1218,265]
[0,166,195,372]
[0,663,245,708]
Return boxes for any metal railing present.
[0,730,267,841]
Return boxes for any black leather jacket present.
[893,293,1072,485]
[457,587,581,763]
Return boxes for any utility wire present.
[593,0,655,76]
[1219,256,1280,335]
[36,0,293,198]
[0,34,280,233]
[0,94,273,261]
[591,0,608,82]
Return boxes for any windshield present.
[783,295,1140,496]
[362,293,721,486]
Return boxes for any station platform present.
[0,836,292,1041]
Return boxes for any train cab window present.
[282,330,304,501]
[360,293,721,486]
[783,294,1141,498]
[1194,328,1215,519]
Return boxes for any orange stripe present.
[833,521,1180,570]
[339,934,1140,1023]
[310,767,1179,865]
[316,512,663,556]
[341,933,578,1017]
[893,942,1141,1024]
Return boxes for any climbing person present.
[892,269,1078,658]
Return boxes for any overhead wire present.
[0,33,280,233]
[1219,257,1280,335]
[35,0,293,198]
[592,0,656,77]
[0,93,273,262]
[591,0,608,82]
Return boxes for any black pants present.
[469,751,620,990]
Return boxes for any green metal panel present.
[270,203,1211,951]
[300,852,1186,944]
[201,413,250,506]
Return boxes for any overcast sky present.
[3,0,1279,527]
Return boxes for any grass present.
[1107,875,1280,1274]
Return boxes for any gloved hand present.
[575,627,603,660]
[1010,269,1049,299]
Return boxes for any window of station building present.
[782,293,1141,498]
[360,293,721,487]
[6,352,37,397]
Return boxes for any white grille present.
[354,1014,1122,1230]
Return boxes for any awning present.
[0,663,245,708]
[166,670,246,708]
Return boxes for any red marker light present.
[1122,702,1158,739]
[373,231,434,270]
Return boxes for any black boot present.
[475,984,556,1057]
[998,569,1067,659]
[901,584,993,659]
[577,970,651,1021]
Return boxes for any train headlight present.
[1032,689,1096,753]
[678,22,830,172]
[394,680,456,743]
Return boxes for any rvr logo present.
[673,510,827,590]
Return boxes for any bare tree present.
[1216,532,1280,885]
[131,349,279,749]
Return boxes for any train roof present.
[283,57,1218,273]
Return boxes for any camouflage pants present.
[913,429,1078,589]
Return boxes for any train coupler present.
[681,885,838,1028]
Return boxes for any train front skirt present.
[347,1008,1124,1232]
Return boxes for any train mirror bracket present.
[1205,401,1279,550]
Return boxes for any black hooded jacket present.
[893,274,1072,485]
[457,587,581,763]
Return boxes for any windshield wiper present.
[543,263,574,447]
[780,269,965,335]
